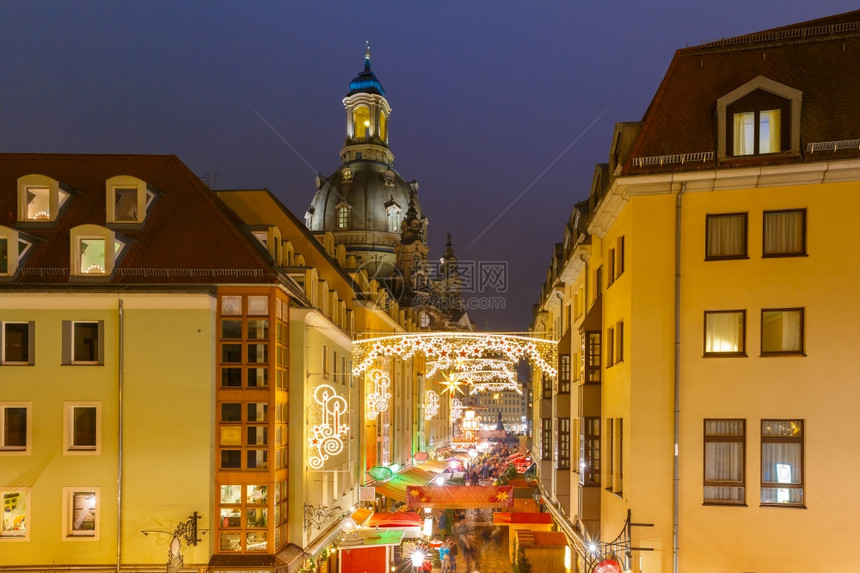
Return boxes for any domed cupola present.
[305,45,428,277]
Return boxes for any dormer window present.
[0,226,34,277]
[17,175,71,223]
[70,225,127,278]
[249,226,282,264]
[105,176,156,225]
[305,208,314,229]
[717,76,801,159]
[336,203,350,230]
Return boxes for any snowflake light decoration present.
[451,398,463,420]
[309,384,349,469]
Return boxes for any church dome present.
[348,62,385,97]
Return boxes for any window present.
[337,204,349,230]
[761,308,804,355]
[17,174,72,223]
[1,489,30,539]
[761,420,804,506]
[606,326,615,366]
[607,248,616,286]
[63,321,104,365]
[615,321,624,363]
[717,78,800,158]
[558,355,570,393]
[594,266,603,300]
[704,310,746,356]
[63,488,99,539]
[0,226,36,277]
[70,225,127,277]
[0,404,30,454]
[704,419,745,505]
[541,374,552,399]
[353,105,370,138]
[1,322,34,365]
[763,209,806,257]
[706,213,747,260]
[580,417,600,486]
[386,205,401,233]
[64,403,100,454]
[541,418,552,460]
[105,175,156,224]
[556,418,570,470]
[585,331,601,383]
[616,236,625,276]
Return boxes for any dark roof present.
[0,153,281,286]
[623,9,860,175]
[348,60,385,97]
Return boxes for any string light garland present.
[353,333,557,378]
[451,397,463,420]
[365,369,391,420]
[309,384,348,469]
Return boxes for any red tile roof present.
[623,10,860,175]
[0,154,280,285]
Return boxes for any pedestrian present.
[439,541,450,573]
[446,537,458,572]
[437,511,447,536]
[461,534,477,572]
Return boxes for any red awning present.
[406,485,514,509]
[367,511,424,528]
[374,467,435,502]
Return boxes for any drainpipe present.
[116,298,124,573]
[673,182,686,573]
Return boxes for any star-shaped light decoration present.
[495,491,509,502]
[409,488,421,497]
[492,393,501,400]
[438,371,466,395]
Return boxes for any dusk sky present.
[2,1,856,332]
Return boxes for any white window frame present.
[1,321,35,365]
[0,403,31,455]
[62,320,105,366]
[62,487,100,540]
[0,226,34,277]
[64,402,101,455]
[105,175,156,224]
[17,174,72,223]
[0,488,31,540]
[70,225,127,277]
[386,205,401,233]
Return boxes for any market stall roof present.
[416,459,449,473]
[515,529,569,547]
[374,467,435,502]
[351,507,373,526]
[336,528,405,549]
[367,511,423,528]
[493,512,554,525]
[406,485,514,509]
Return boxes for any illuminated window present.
[63,487,99,539]
[761,308,804,355]
[70,225,127,277]
[718,78,800,159]
[17,175,71,223]
[763,209,806,257]
[337,204,349,230]
[558,354,570,393]
[0,404,30,454]
[79,238,106,274]
[64,403,100,454]
[706,213,747,260]
[1,322,34,365]
[353,105,370,138]
[704,310,746,356]
[761,420,804,506]
[556,417,570,470]
[378,110,388,141]
[386,204,401,232]
[704,419,745,505]
[580,417,600,486]
[1,489,30,539]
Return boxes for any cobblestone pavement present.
[434,509,512,573]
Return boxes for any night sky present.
[2,1,856,332]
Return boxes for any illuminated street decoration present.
[438,370,466,395]
[309,384,349,469]
[425,390,440,420]
[353,333,557,378]
[451,398,463,420]
[427,357,515,378]
[365,369,391,420]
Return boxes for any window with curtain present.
[761,420,804,506]
[706,213,747,259]
[727,89,790,157]
[704,310,746,356]
[761,308,804,355]
[763,209,806,256]
[704,419,745,504]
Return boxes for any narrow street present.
[442,509,511,573]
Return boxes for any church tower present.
[306,45,427,277]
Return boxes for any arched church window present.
[386,205,400,232]
[337,205,349,230]
[353,106,371,138]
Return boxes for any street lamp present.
[141,512,205,573]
